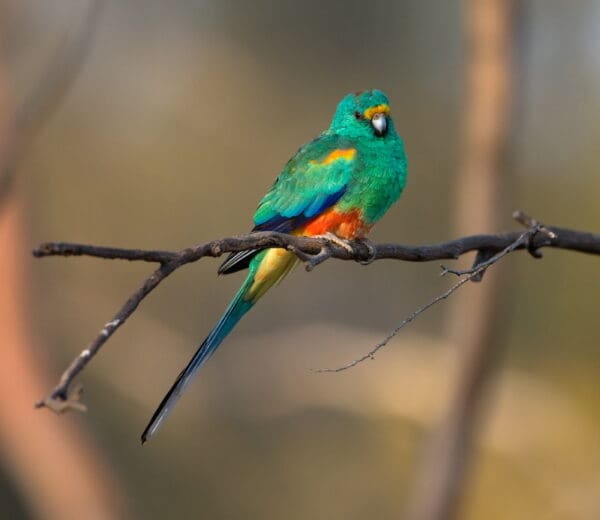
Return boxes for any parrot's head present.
[329,90,397,140]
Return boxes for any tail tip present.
[140,424,155,445]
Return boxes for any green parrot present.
[142,89,408,443]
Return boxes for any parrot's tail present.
[141,248,297,443]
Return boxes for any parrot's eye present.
[371,112,387,137]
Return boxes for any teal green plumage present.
[142,90,408,443]
[253,135,353,224]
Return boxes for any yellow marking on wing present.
[246,248,298,302]
[363,104,390,120]
[310,148,356,166]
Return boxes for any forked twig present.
[315,212,556,372]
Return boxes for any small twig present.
[299,244,334,271]
[315,216,553,373]
[35,262,178,410]
[314,274,476,373]
[34,215,600,412]
[286,237,336,271]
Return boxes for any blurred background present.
[0,1,599,519]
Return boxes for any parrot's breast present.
[337,139,407,225]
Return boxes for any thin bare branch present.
[34,213,600,413]
[315,219,544,373]
[32,224,600,266]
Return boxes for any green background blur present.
[2,1,599,518]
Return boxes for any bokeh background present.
[1,1,599,519]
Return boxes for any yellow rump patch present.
[363,104,391,120]
[246,249,298,302]
[317,148,357,166]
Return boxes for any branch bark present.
[33,223,600,265]
[33,214,600,414]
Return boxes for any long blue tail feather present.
[141,281,254,444]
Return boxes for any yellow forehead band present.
[363,104,391,120]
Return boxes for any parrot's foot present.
[354,237,377,265]
[290,232,353,272]
[317,232,354,253]
[291,233,376,272]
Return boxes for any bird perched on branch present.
[142,90,408,443]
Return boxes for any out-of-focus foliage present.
[2,0,599,518]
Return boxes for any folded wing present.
[218,135,357,274]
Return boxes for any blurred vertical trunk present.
[407,1,517,519]
[0,44,125,520]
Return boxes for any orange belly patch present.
[299,208,370,239]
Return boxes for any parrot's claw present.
[355,238,377,265]
[291,233,354,272]
[318,232,354,253]
[313,233,377,265]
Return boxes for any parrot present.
[141,89,408,443]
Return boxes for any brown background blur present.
[1,1,599,519]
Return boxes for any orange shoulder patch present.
[319,148,357,165]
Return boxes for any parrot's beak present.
[371,112,387,137]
